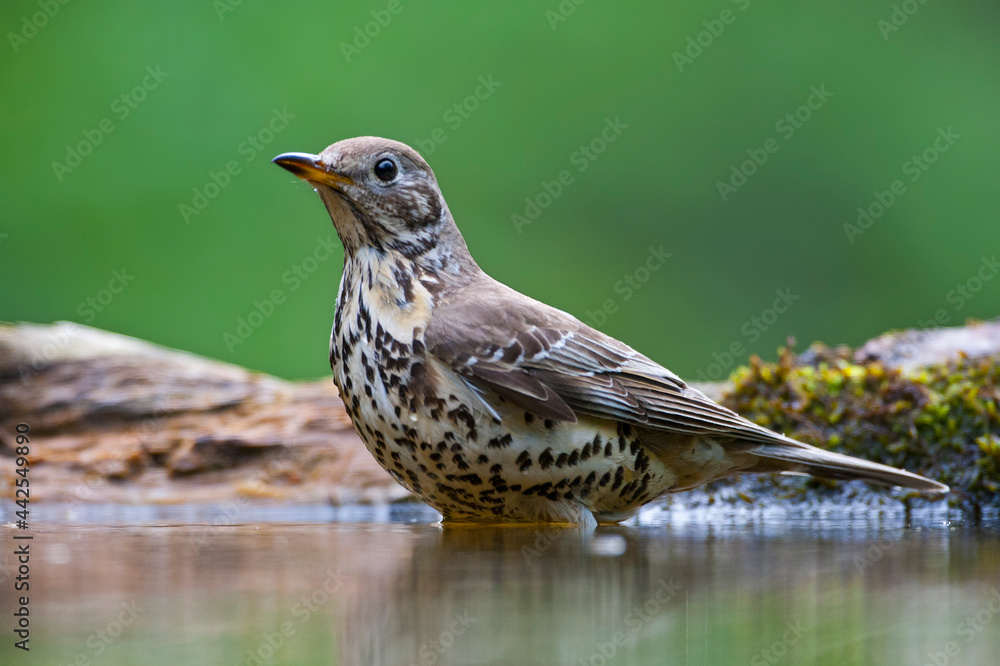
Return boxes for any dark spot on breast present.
[516,451,532,471]
[538,448,555,470]
[524,412,535,424]
[635,448,650,472]
[394,437,416,452]
[524,482,553,497]
[392,263,415,305]
[487,434,513,449]
[611,466,625,490]
[447,405,478,440]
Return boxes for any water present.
[3,504,998,665]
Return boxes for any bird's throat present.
[337,248,435,348]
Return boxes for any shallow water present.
[2,504,998,666]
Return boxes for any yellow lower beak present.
[272,152,353,188]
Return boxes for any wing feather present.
[425,279,782,444]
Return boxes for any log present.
[0,322,406,504]
[2,319,998,507]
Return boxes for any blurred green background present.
[2,0,998,381]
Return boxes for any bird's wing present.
[425,279,781,445]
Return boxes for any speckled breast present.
[329,261,674,523]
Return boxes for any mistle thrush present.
[273,137,947,525]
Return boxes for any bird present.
[272,137,947,525]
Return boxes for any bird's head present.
[274,137,471,270]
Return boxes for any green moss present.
[723,345,1000,508]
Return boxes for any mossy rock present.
[721,344,999,511]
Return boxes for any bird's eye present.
[373,158,398,182]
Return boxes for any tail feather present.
[751,435,948,493]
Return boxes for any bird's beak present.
[272,152,354,189]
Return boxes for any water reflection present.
[2,507,998,665]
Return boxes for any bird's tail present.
[750,434,948,493]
